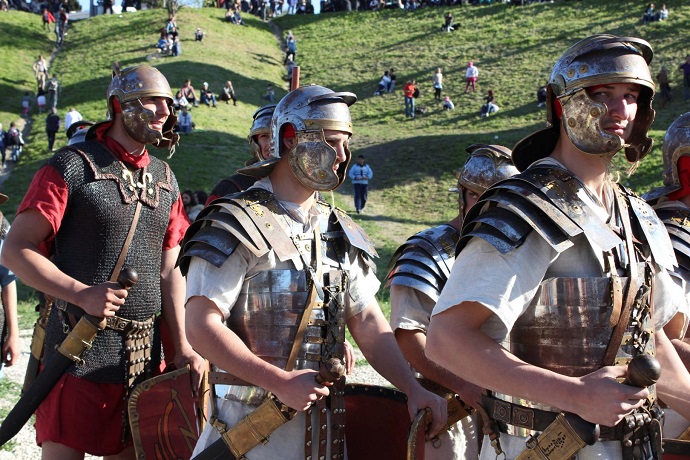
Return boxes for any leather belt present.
[483,394,559,432]
[208,371,254,387]
[482,395,621,440]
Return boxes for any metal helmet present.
[512,34,655,172]
[662,112,690,193]
[240,85,356,191]
[247,104,276,162]
[451,144,519,217]
[106,63,178,151]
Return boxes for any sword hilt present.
[624,354,661,388]
[315,357,345,384]
[117,267,139,289]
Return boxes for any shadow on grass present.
[56,61,287,108]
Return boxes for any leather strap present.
[110,199,143,282]
[601,187,639,367]
[287,223,323,373]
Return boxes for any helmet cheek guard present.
[625,86,655,163]
[120,99,179,152]
[559,89,622,155]
[288,130,348,191]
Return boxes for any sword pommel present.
[625,354,661,388]
[117,267,139,289]
[315,357,345,384]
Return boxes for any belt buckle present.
[107,316,129,331]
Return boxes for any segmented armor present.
[179,188,376,459]
[179,189,376,374]
[386,224,459,303]
[652,202,690,271]
[460,164,673,431]
[43,140,179,383]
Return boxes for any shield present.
[664,439,690,460]
[128,366,207,460]
[344,384,425,460]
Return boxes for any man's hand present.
[272,369,331,412]
[568,366,648,427]
[173,344,207,396]
[73,282,128,317]
[405,383,447,439]
[452,379,483,411]
[2,332,20,366]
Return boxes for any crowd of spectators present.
[641,2,668,24]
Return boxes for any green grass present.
[0,377,22,452]
[2,1,690,321]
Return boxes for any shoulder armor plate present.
[386,224,459,302]
[650,202,687,270]
[459,166,622,255]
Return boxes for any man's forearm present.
[160,247,190,352]
[348,306,419,394]
[672,338,690,369]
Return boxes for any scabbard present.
[22,321,46,394]
[515,413,596,460]
[192,395,296,460]
[0,314,104,447]
[22,299,53,394]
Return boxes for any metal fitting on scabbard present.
[56,318,100,363]
[30,326,45,358]
[220,396,294,459]
[516,413,588,460]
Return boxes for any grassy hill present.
[1,1,690,316]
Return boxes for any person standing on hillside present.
[387,144,518,460]
[404,79,417,118]
[657,65,671,109]
[0,195,19,380]
[32,55,49,91]
[180,84,446,459]
[64,107,82,131]
[348,154,373,214]
[45,107,61,151]
[428,34,690,460]
[432,67,443,100]
[0,123,6,169]
[2,63,205,460]
[47,74,60,109]
[6,122,24,164]
[464,61,478,93]
[679,54,690,100]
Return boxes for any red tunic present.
[25,124,189,454]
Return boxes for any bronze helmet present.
[247,104,276,162]
[512,34,655,172]
[106,63,178,152]
[240,85,356,192]
[451,144,519,217]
